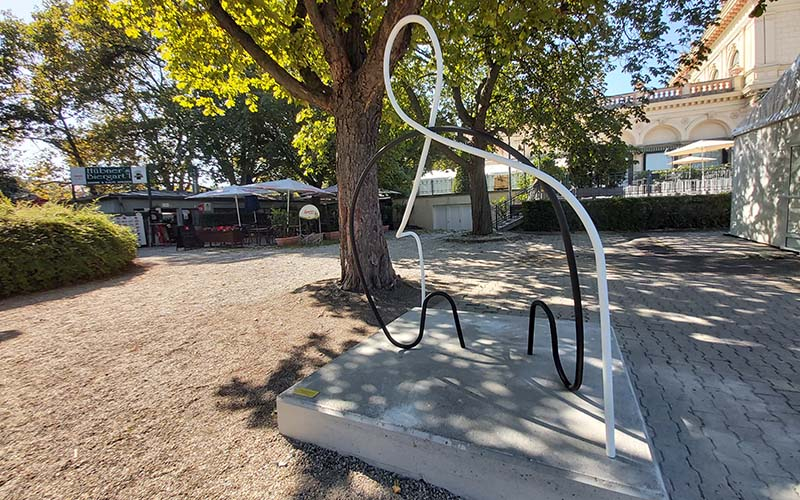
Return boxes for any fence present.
[623,166,732,198]
[527,166,733,200]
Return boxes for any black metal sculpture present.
[348,126,585,391]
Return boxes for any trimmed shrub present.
[520,193,731,232]
[0,198,138,298]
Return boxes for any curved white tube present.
[383,15,616,458]
[389,16,444,308]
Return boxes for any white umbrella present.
[244,179,327,226]
[187,185,269,226]
[668,155,717,190]
[669,155,716,166]
[666,141,733,193]
[664,139,734,157]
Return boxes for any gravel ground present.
[1,231,797,499]
[0,236,460,500]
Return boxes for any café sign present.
[299,204,321,220]
[70,166,147,186]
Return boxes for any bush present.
[0,198,138,298]
[520,193,731,232]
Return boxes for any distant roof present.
[420,165,524,180]
[734,54,800,136]
[421,169,456,179]
[80,190,195,202]
[484,163,524,175]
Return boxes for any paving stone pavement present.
[413,231,800,500]
[603,234,800,500]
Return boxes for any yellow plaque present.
[293,387,319,398]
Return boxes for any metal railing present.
[606,77,736,108]
[486,166,731,231]
[492,184,539,230]
[496,166,732,210]
[624,166,732,197]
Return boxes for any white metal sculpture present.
[382,15,617,458]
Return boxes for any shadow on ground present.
[0,263,149,313]
[0,330,22,343]
[216,331,358,428]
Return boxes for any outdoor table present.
[195,228,244,247]
[248,227,274,246]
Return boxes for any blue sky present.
[605,67,635,96]
[0,0,37,20]
[605,21,690,96]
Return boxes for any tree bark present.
[207,0,423,291]
[334,83,395,291]
[451,62,502,236]
[466,142,493,235]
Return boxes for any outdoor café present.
[88,179,395,248]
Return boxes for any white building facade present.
[609,0,800,171]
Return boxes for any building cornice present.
[670,0,750,85]
[643,90,745,112]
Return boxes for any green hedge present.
[0,199,138,298]
[520,193,731,232]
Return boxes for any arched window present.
[729,49,741,73]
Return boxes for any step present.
[498,216,525,231]
[278,308,666,500]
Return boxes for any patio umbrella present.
[669,155,716,166]
[187,185,269,226]
[666,141,733,193]
[244,179,328,226]
[669,155,717,190]
[664,139,734,157]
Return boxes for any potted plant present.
[275,226,300,246]
[271,208,300,246]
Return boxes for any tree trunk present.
[466,138,493,235]
[334,85,396,291]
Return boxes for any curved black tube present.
[421,291,465,349]
[348,125,584,390]
[528,300,583,391]
[381,291,465,350]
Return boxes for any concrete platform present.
[278,309,666,500]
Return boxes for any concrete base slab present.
[278,309,666,500]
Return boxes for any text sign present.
[299,204,320,220]
[70,166,147,185]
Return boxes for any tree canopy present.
[392,0,720,231]
[78,0,430,289]
[0,1,324,195]
[4,0,723,287]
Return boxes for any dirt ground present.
[1,232,798,499]
[0,240,460,499]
